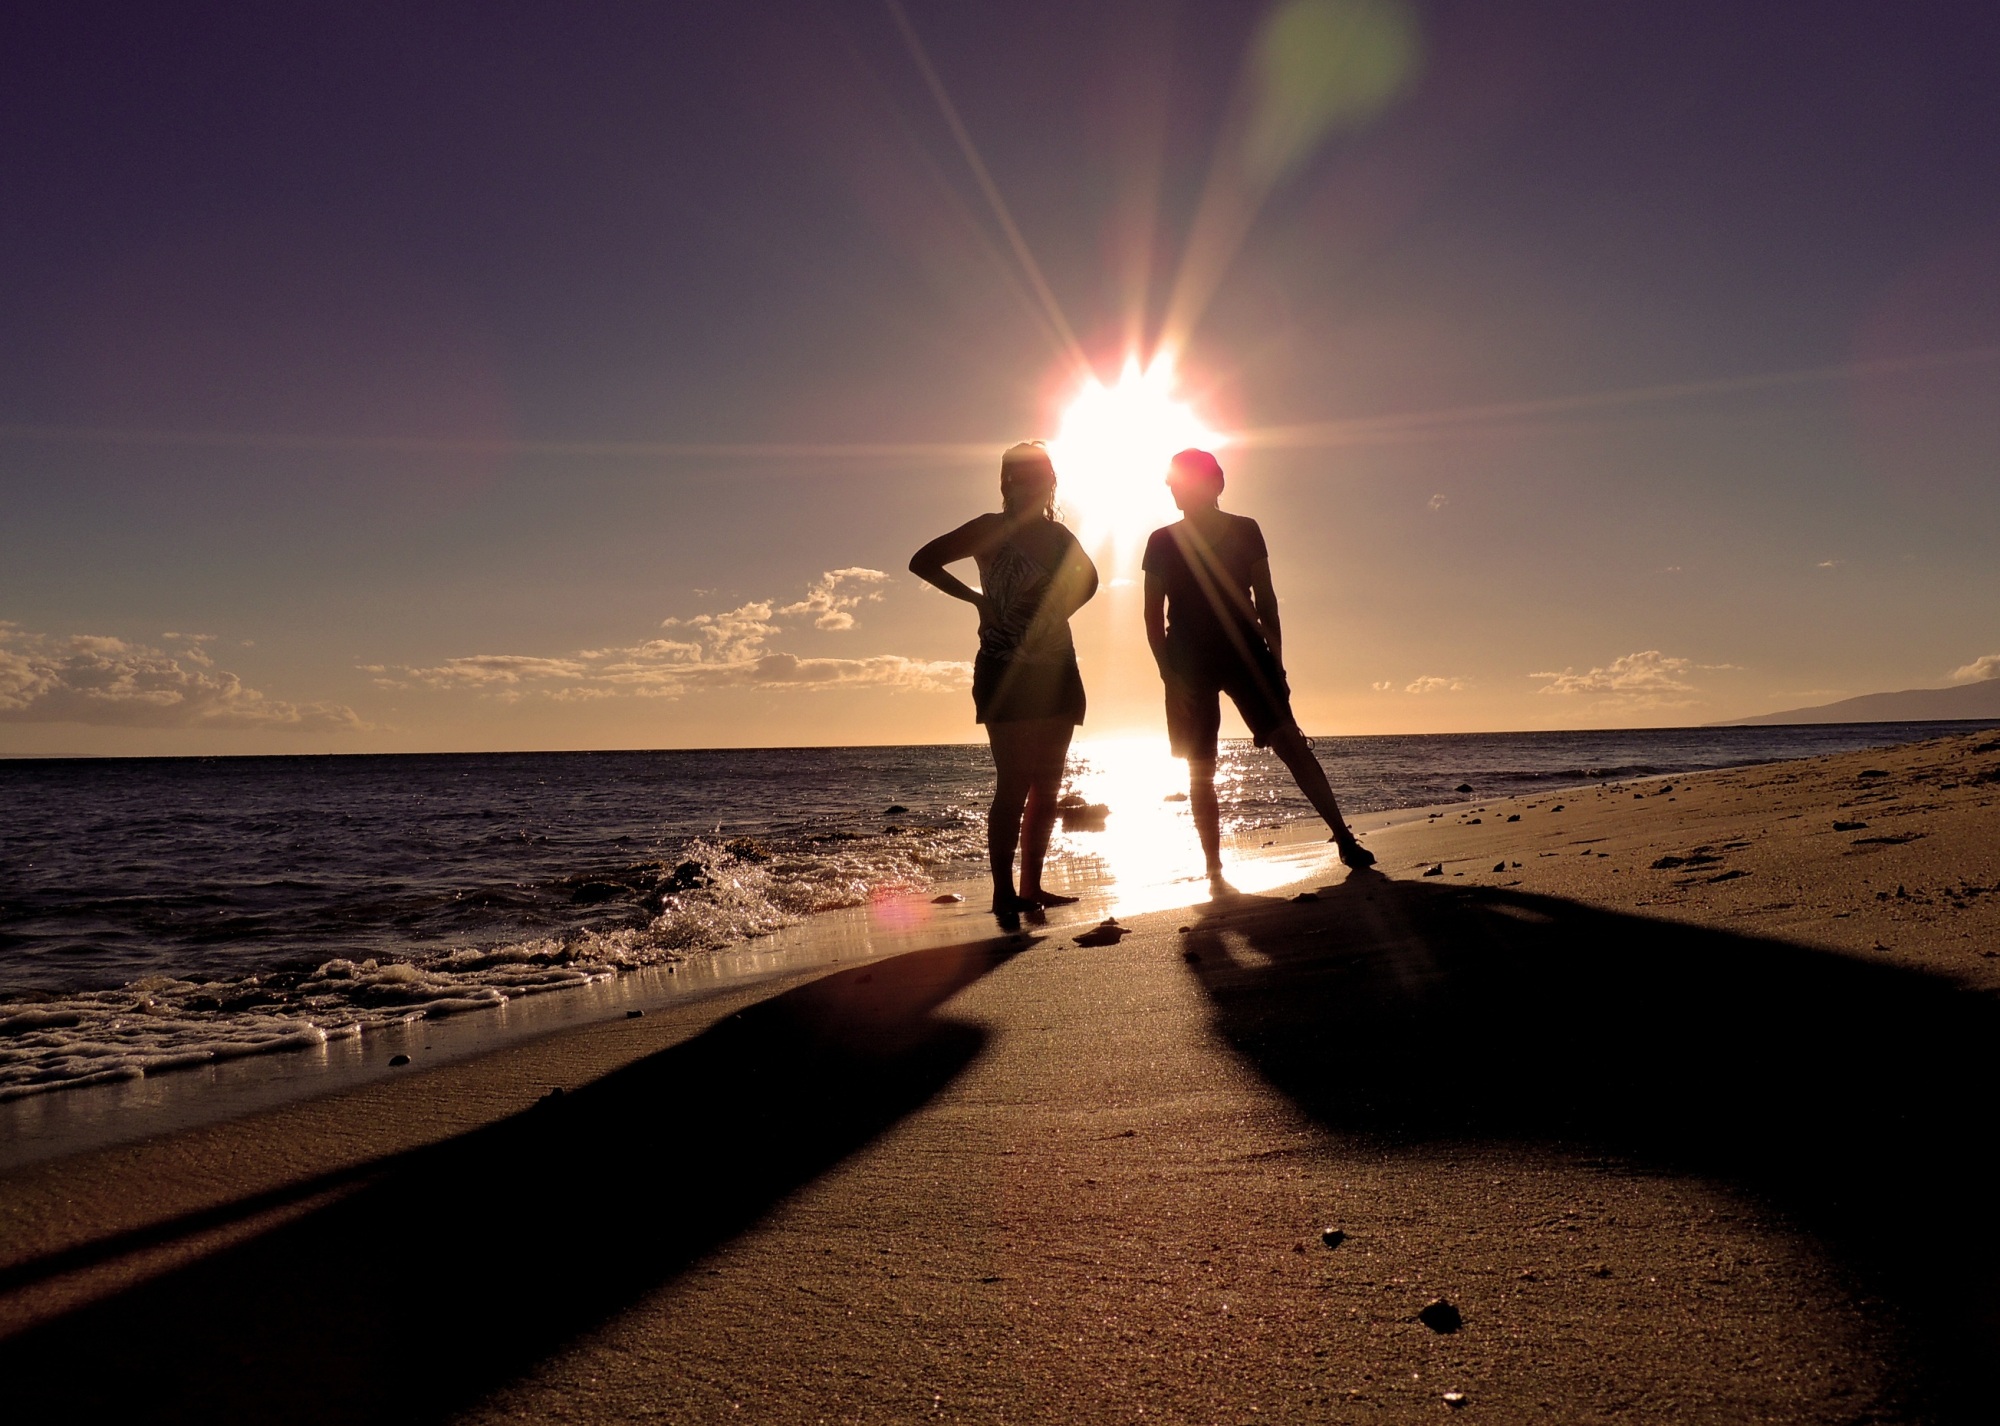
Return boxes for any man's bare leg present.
[1265,725,1375,868]
[1188,756,1225,881]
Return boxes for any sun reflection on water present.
[1051,736,1337,915]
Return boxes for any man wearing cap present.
[1142,447,1375,881]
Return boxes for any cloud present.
[775,567,890,631]
[1531,650,1697,701]
[0,623,363,731]
[1405,675,1470,694]
[1951,653,2000,684]
[1427,493,1448,512]
[1817,559,1841,569]
[1371,680,1393,692]
[384,570,969,702]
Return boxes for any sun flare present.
[1046,355,1222,561]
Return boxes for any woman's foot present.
[1020,888,1079,907]
[990,892,1037,915]
[1333,833,1376,870]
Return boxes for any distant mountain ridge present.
[1716,679,2000,726]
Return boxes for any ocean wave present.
[0,824,982,1101]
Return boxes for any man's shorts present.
[1163,651,1297,762]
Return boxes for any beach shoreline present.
[2,726,1996,1421]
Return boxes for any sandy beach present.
[2,728,1996,1422]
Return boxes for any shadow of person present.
[0,934,1025,1424]
[1181,875,1997,1414]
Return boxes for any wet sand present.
[1,728,1995,1422]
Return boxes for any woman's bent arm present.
[909,516,996,612]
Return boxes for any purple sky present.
[3,1,1997,753]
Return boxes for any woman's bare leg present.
[1018,719,1076,904]
[986,724,1033,911]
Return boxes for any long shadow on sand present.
[0,934,1023,1423]
[1184,875,1998,1418]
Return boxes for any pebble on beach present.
[1320,1227,1346,1248]
[626,1009,644,1018]
[388,1053,410,1067]
[932,893,965,904]
[1419,1298,1464,1333]
[1424,864,1445,877]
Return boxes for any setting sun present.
[1046,354,1222,560]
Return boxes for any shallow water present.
[0,721,1974,1101]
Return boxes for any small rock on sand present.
[1456,783,1474,793]
[1419,1298,1463,1333]
[1493,861,1507,872]
[388,1054,411,1067]
[1506,814,1520,821]
[1423,864,1445,877]
[932,893,964,903]
[1320,1227,1346,1248]
[626,1009,644,1018]
[1443,1391,1468,1408]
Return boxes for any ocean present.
[0,721,1975,1104]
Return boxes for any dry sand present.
[2,728,1996,1423]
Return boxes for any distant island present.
[1716,679,2000,726]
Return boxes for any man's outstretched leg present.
[1265,725,1375,869]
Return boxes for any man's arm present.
[1144,569,1170,676]
[1247,558,1282,668]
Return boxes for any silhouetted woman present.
[911,443,1098,918]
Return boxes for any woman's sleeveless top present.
[979,536,1075,666]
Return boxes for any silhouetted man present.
[1142,448,1374,881]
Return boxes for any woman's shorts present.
[1163,652,1295,761]
[974,652,1086,726]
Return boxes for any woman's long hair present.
[1000,441,1058,521]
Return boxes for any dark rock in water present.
[1059,800,1111,831]
[1073,919,1127,947]
[1455,783,1474,793]
[1493,861,1507,873]
[931,893,964,904]
[626,1009,645,1019]
[1423,863,1445,877]
[668,860,708,891]
[1506,814,1520,822]
[1320,1227,1346,1249]
[885,804,909,814]
[1292,891,1320,903]
[1419,1298,1463,1333]
[1833,820,1868,832]
[570,881,623,905]
[724,837,771,863]
[387,1054,411,1067]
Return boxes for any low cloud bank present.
[375,569,969,702]
[0,623,363,731]
[1950,653,2000,684]
[1530,650,1703,710]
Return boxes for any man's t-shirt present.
[1142,513,1275,678]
